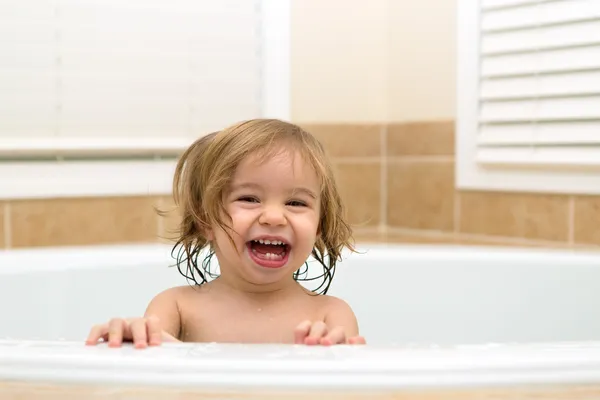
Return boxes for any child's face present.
[211,147,321,289]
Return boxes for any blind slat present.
[482,46,600,78]
[0,2,55,20]
[478,122,600,146]
[480,70,600,100]
[476,146,600,167]
[0,70,54,91]
[482,0,539,9]
[482,20,600,55]
[480,96,600,122]
[482,0,600,32]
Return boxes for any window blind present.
[476,0,600,167]
[0,0,263,158]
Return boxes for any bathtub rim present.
[3,340,600,390]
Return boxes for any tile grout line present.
[386,227,455,239]
[386,226,583,248]
[332,156,455,164]
[387,156,455,163]
[353,226,600,250]
[4,202,11,249]
[156,196,165,242]
[353,227,382,234]
[568,195,575,245]
[332,157,382,164]
[453,191,461,236]
[353,227,384,240]
[379,124,388,236]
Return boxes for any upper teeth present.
[254,239,284,245]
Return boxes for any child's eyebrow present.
[291,187,318,199]
[230,182,317,199]
[231,182,262,191]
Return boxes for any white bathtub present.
[1,243,600,345]
[2,243,600,398]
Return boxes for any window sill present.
[0,159,177,199]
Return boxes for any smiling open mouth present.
[246,239,291,268]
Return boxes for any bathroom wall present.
[1,0,599,250]
[291,0,600,250]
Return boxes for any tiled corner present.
[385,231,508,247]
[300,124,382,158]
[387,161,455,231]
[10,196,159,248]
[334,162,381,227]
[0,202,5,249]
[385,230,457,245]
[459,191,569,242]
[387,121,455,156]
[574,195,600,246]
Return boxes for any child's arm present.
[294,296,366,346]
[85,287,182,348]
[143,287,183,340]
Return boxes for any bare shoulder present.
[149,284,211,308]
[144,285,206,338]
[149,285,195,304]
[320,294,356,315]
[319,294,360,335]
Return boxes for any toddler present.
[85,119,366,348]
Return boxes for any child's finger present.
[146,315,162,346]
[107,318,126,347]
[85,324,108,345]
[320,327,346,346]
[348,336,367,345]
[294,320,312,344]
[129,319,148,348]
[305,321,327,345]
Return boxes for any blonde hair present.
[165,118,355,294]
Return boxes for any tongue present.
[252,243,285,255]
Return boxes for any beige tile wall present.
[1,196,175,249]
[4,381,600,400]
[2,121,599,250]
[306,121,600,250]
[0,203,5,248]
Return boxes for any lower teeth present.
[252,249,285,260]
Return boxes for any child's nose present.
[258,205,286,226]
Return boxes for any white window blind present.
[456,0,600,194]
[0,0,289,199]
[0,0,263,158]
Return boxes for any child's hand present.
[85,316,178,349]
[294,320,366,346]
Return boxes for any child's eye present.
[237,196,259,203]
[287,200,307,207]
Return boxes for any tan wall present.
[291,0,456,123]
[291,0,389,122]
[290,0,600,249]
[387,0,456,121]
[300,122,600,249]
[2,0,599,250]
[0,196,176,248]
